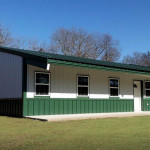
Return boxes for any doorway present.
[134,81,142,112]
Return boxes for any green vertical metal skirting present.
[23,98,134,116]
[143,99,150,111]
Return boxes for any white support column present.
[47,64,50,70]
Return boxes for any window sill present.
[77,96,89,100]
[34,96,50,99]
[109,96,120,100]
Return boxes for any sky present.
[1,0,150,59]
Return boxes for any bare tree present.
[122,51,150,67]
[49,28,121,61]
[49,28,102,59]
[0,23,48,52]
[100,34,121,62]
[10,37,28,49]
[50,28,98,58]
[142,51,150,66]
[0,24,121,61]
[0,24,12,46]
[10,37,48,52]
[27,39,48,51]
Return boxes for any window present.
[77,75,89,96]
[145,81,150,97]
[35,72,50,96]
[109,78,119,96]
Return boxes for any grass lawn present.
[0,116,150,150]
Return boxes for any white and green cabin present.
[0,46,150,117]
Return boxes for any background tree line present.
[0,23,120,62]
[0,22,150,66]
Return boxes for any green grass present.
[0,116,150,150]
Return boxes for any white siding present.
[0,52,23,98]
[27,64,150,99]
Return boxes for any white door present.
[134,81,142,112]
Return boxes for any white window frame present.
[35,72,50,96]
[77,75,89,97]
[145,81,150,97]
[109,78,119,97]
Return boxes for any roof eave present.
[48,59,150,76]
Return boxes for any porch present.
[26,111,150,122]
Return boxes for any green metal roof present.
[1,46,150,75]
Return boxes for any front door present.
[134,81,142,112]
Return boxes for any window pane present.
[146,90,150,97]
[78,76,88,86]
[78,87,88,96]
[145,82,150,89]
[36,73,49,84]
[36,85,49,95]
[110,79,118,87]
[110,88,118,96]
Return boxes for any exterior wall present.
[0,52,23,99]
[23,64,150,116]
[0,52,23,117]
[24,98,134,116]
[0,99,23,117]
[26,64,150,99]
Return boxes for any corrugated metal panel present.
[0,99,23,117]
[0,52,23,98]
[23,98,134,116]
[143,99,150,111]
